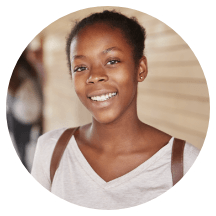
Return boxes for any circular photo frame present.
[2,1,215,215]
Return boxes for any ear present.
[137,56,148,82]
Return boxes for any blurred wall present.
[39,6,209,150]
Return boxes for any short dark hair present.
[66,10,146,71]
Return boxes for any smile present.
[89,92,117,102]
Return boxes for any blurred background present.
[6,6,209,172]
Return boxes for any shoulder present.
[35,128,68,163]
[183,142,200,174]
[38,128,67,145]
[31,128,68,189]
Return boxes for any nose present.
[86,66,108,84]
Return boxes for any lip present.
[88,93,118,109]
[87,89,118,98]
[87,89,118,109]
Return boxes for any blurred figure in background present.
[7,44,43,172]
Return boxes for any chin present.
[92,111,119,125]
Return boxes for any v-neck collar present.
[70,136,174,189]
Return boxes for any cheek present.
[115,66,138,93]
[73,75,86,100]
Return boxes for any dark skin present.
[70,23,171,182]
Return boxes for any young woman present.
[31,10,199,210]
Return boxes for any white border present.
[0,0,216,216]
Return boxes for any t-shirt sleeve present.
[183,142,200,175]
[31,128,66,191]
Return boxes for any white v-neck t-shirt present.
[31,128,200,210]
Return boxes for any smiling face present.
[70,22,147,124]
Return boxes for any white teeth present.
[90,92,117,101]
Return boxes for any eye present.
[106,59,120,65]
[74,66,88,73]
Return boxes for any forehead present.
[70,23,133,57]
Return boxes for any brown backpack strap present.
[50,127,79,184]
[171,138,186,186]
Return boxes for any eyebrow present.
[71,47,122,61]
[103,47,123,54]
[71,55,86,61]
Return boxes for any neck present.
[89,100,145,152]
